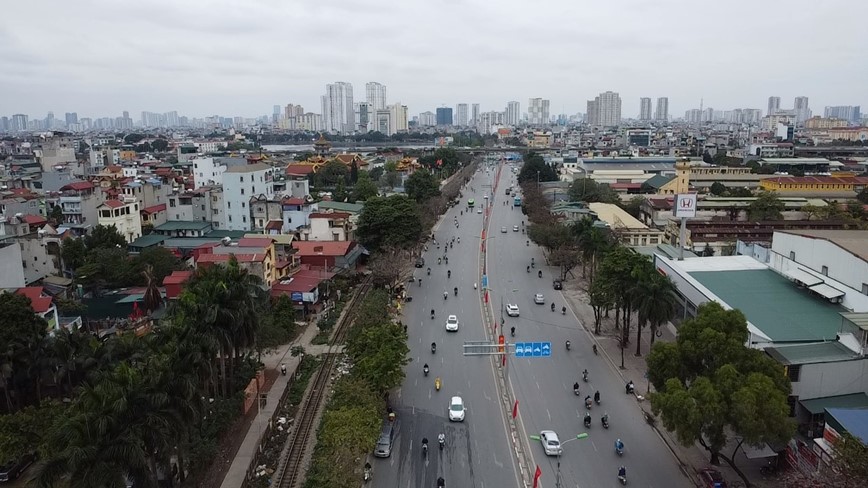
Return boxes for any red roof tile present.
[285,164,316,176]
[292,241,355,256]
[282,197,306,205]
[142,203,167,214]
[22,214,47,225]
[238,237,274,247]
[265,220,283,231]
[162,270,193,285]
[61,181,94,191]
[309,212,350,220]
[15,287,54,314]
[101,199,126,209]
[271,277,322,296]
[197,253,267,264]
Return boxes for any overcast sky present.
[2,0,866,120]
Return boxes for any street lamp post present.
[528,433,589,488]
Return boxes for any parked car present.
[501,226,507,233]
[0,452,35,482]
[415,257,425,268]
[698,468,728,488]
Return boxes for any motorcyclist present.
[427,267,431,275]
[438,433,446,449]
[438,257,442,265]
[418,278,422,286]
[435,377,441,390]
[594,390,601,403]
[551,303,555,312]
[510,326,515,337]
[453,286,458,296]
[585,395,592,409]
[437,477,445,487]
[584,411,592,426]
[431,342,437,353]
[538,270,542,278]
[443,291,448,300]
[423,363,429,376]
[626,380,635,394]
[431,309,435,319]
[447,270,451,278]
[616,439,624,452]
[531,258,534,265]
[602,412,609,427]
[565,340,571,350]
[527,265,530,273]
[618,466,626,481]
[457,237,460,243]
[422,437,429,453]
[573,382,580,393]
[526,240,529,246]
[562,306,566,314]
[583,369,589,381]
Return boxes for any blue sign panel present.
[481,275,489,288]
[291,292,303,302]
[514,342,551,358]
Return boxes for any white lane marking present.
[546,408,551,422]
[536,381,541,390]
[493,448,504,468]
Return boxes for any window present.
[228,215,232,222]
[862,283,868,296]
[240,176,244,182]
[240,188,244,195]
[786,365,801,382]
[789,251,795,261]
[242,216,247,223]
[821,265,828,276]
[228,202,231,209]
[242,202,246,208]
[201,205,205,211]
[170,200,176,208]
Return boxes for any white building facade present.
[222,163,275,231]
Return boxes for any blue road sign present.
[514,342,551,357]
[482,275,489,288]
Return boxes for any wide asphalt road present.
[486,164,693,488]
[369,164,521,488]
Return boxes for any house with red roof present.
[14,287,61,331]
[162,270,194,300]
[195,237,279,285]
[292,240,363,270]
[141,203,167,228]
[97,199,143,243]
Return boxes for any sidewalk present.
[219,322,321,488]
[559,274,772,488]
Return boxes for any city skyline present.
[2,1,866,118]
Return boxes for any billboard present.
[674,194,697,218]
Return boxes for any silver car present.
[534,293,545,304]
[540,430,562,456]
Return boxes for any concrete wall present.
[0,243,26,288]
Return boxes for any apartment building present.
[222,163,275,231]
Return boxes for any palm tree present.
[632,262,678,356]
[578,225,612,284]
[141,264,164,315]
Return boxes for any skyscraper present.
[793,96,811,124]
[824,105,862,124]
[639,98,652,121]
[388,103,409,135]
[11,114,28,132]
[528,98,550,125]
[322,82,355,134]
[586,91,621,126]
[471,103,480,127]
[455,104,469,126]
[366,82,387,111]
[768,96,781,116]
[506,101,521,126]
[436,107,453,126]
[65,112,78,126]
[655,97,669,122]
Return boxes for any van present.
[373,421,394,458]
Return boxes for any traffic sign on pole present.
[514,342,552,358]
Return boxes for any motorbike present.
[626,381,635,395]
[583,370,589,382]
[594,391,601,405]
[438,258,442,265]
[439,435,445,451]
[280,364,287,376]
[423,364,429,376]
[427,268,431,276]
[510,326,515,337]
[573,383,580,395]
[583,414,592,428]
[447,270,451,278]
[454,287,458,296]
[431,309,435,320]
[364,463,372,483]
[444,292,448,300]
[551,303,555,312]
[565,340,571,351]
[562,307,566,315]
[585,397,593,410]
[602,415,610,429]
[435,377,441,391]
[418,279,422,287]
[618,470,627,486]
[593,344,598,355]
[422,441,429,457]
[526,241,529,246]
[531,261,535,269]
[538,270,542,278]
[431,342,437,354]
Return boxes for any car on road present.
[513,225,519,232]
[698,468,728,488]
[534,293,545,304]
[415,257,425,268]
[553,279,562,290]
[0,452,35,481]
[539,430,562,456]
[501,226,507,233]
[506,304,520,317]
[477,208,483,214]
[449,396,466,421]
[445,315,459,332]
[374,421,395,458]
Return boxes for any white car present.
[513,225,519,232]
[445,315,459,332]
[534,293,545,304]
[501,226,507,233]
[449,396,465,421]
[477,208,483,214]
[506,304,520,317]
[539,430,562,456]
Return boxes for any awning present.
[783,267,822,287]
[740,441,778,459]
[809,282,845,300]
[800,393,868,415]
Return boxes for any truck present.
[468,198,475,208]
[513,196,522,206]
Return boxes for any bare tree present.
[370,246,411,294]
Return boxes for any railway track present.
[274,278,373,488]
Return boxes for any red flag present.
[437,159,443,166]
[533,466,542,488]
[512,400,518,419]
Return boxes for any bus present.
[468,198,475,208]
[513,196,522,207]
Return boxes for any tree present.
[345,322,409,393]
[596,246,645,368]
[588,277,614,335]
[351,171,379,202]
[356,195,422,252]
[527,223,572,252]
[49,204,63,224]
[568,178,620,204]
[702,151,714,164]
[846,200,865,220]
[381,170,401,190]
[349,161,359,184]
[857,188,868,205]
[140,265,163,315]
[830,432,868,486]
[84,224,127,250]
[404,169,441,202]
[0,293,50,411]
[517,152,558,183]
[134,247,182,285]
[151,138,169,152]
[0,402,64,464]
[317,160,349,187]
[620,196,644,219]
[60,237,87,273]
[631,261,678,355]
[123,133,145,144]
[647,302,793,471]
[748,191,785,220]
[801,204,823,221]
[549,245,581,281]
[369,247,409,293]
[368,166,384,183]
[709,182,727,196]
[295,151,314,161]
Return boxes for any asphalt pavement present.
[485,166,694,488]
[368,164,521,488]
